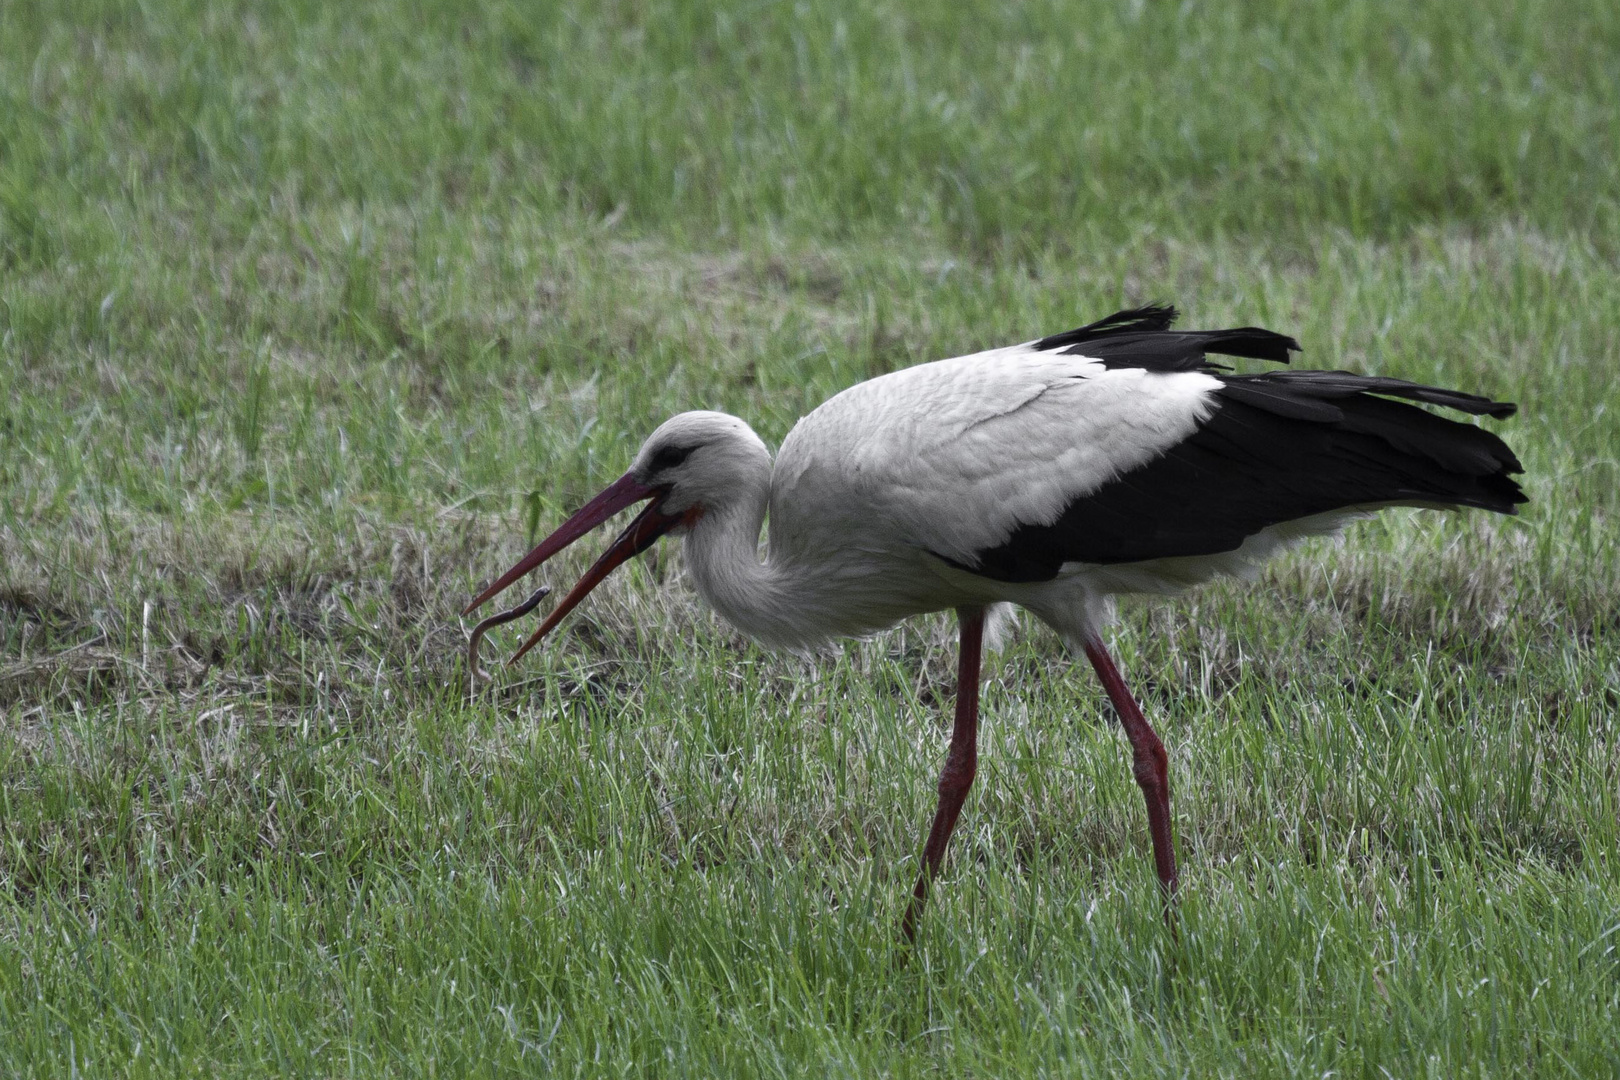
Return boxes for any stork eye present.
[649,445,695,473]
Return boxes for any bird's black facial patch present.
[647,444,696,474]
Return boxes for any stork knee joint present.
[938,762,976,797]
[1132,746,1167,790]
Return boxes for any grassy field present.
[3,0,1619,1075]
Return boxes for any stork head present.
[462,410,768,664]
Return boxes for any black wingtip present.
[1033,304,1301,371]
[1033,304,1178,351]
[1222,370,1520,421]
[1202,326,1302,365]
[1083,303,1180,334]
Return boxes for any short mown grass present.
[3,0,1618,1076]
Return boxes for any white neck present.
[681,468,809,649]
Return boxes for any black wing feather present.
[1221,370,1517,419]
[1032,304,1301,371]
[955,367,1526,584]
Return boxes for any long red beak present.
[462,471,690,665]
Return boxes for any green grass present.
[3,0,1619,1075]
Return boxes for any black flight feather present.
[1032,304,1301,371]
[952,317,1525,583]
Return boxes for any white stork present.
[463,305,1525,939]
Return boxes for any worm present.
[466,585,551,682]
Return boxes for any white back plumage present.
[770,342,1221,568]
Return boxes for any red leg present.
[900,606,986,943]
[1082,635,1180,906]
